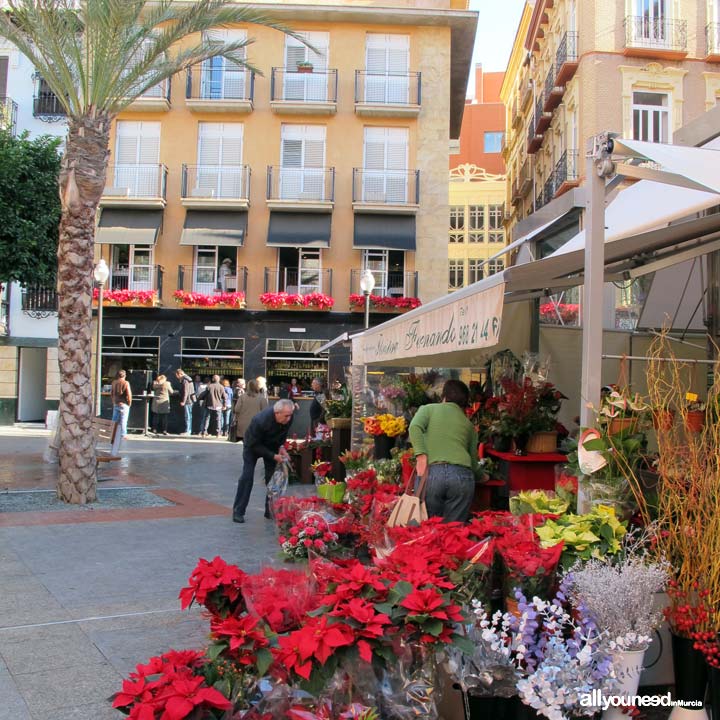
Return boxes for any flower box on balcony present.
[260,292,335,311]
[172,291,246,309]
[348,294,421,313]
[92,289,159,307]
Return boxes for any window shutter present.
[116,122,140,165]
[137,122,160,164]
[285,36,307,68]
[364,127,386,169]
[198,123,223,166]
[305,32,329,68]
[386,128,408,170]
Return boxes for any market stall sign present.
[354,281,504,365]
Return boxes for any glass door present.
[194,246,218,293]
[363,249,389,295]
[298,249,321,293]
[637,0,667,45]
[129,246,153,291]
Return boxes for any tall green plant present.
[0,0,298,503]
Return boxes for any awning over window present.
[180,210,248,246]
[353,213,416,251]
[96,209,163,245]
[267,212,331,248]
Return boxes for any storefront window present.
[180,337,244,381]
[265,339,328,395]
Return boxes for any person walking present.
[200,374,227,438]
[256,376,268,400]
[110,370,132,439]
[175,368,196,436]
[309,377,327,434]
[232,399,294,523]
[232,378,246,402]
[221,379,234,436]
[151,374,174,435]
[408,379,482,523]
[233,379,268,441]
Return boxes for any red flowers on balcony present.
[260,292,335,310]
[92,288,157,306]
[349,294,421,311]
[173,290,246,309]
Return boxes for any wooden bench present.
[92,417,122,463]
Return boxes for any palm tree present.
[0,0,296,503]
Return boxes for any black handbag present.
[227,421,240,443]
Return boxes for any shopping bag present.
[387,471,428,528]
[267,460,290,500]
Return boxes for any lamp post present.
[359,268,375,330]
[93,259,109,417]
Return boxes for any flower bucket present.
[652,409,676,431]
[602,648,646,720]
[669,633,709,719]
[526,431,558,454]
[328,417,351,430]
[316,482,345,504]
[374,433,394,460]
[685,410,705,433]
[608,416,637,435]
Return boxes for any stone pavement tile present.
[32,701,120,720]
[0,663,32,720]
[0,590,70,630]
[0,557,32,579]
[11,662,122,718]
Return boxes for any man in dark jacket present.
[200,374,227,438]
[175,368,195,436]
[232,399,294,523]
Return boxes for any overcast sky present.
[466,0,527,96]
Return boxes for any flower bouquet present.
[361,414,406,437]
[339,449,372,476]
[279,513,341,561]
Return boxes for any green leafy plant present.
[509,490,568,516]
[324,385,352,419]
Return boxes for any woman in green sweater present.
[408,379,480,522]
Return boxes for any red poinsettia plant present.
[178,555,247,618]
[497,533,564,600]
[93,287,157,306]
[173,290,246,308]
[260,292,335,310]
[348,294,422,311]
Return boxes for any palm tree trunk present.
[56,113,111,504]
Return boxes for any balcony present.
[33,92,66,120]
[534,97,551,134]
[178,265,248,295]
[519,79,533,112]
[185,65,254,113]
[266,166,334,212]
[551,150,580,198]
[512,159,533,205]
[350,269,418,299]
[181,165,250,210]
[707,23,720,61]
[126,79,171,112]
[542,65,564,113]
[21,283,58,318]
[624,15,687,59]
[354,71,421,118]
[352,169,419,214]
[270,68,337,115]
[101,164,168,208]
[555,32,579,86]
[263,267,333,296]
[0,97,17,136]
[108,264,163,297]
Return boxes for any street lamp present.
[93,259,109,417]
[359,268,375,330]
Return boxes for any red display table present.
[486,449,567,494]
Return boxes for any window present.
[196,122,244,198]
[278,247,323,293]
[487,258,505,276]
[448,259,464,290]
[468,205,484,243]
[201,29,247,100]
[449,206,465,242]
[488,204,505,243]
[484,132,504,153]
[362,127,408,203]
[113,121,161,196]
[632,91,669,143]
[280,124,326,199]
[110,245,154,291]
[362,249,405,296]
[365,34,410,103]
[192,246,237,292]
[635,0,668,44]
[468,259,484,284]
[284,32,329,102]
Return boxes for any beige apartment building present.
[501,0,720,257]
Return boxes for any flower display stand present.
[486,449,567,501]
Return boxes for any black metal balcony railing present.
[263,267,333,296]
[552,150,579,191]
[625,15,687,53]
[137,78,171,102]
[543,66,556,104]
[186,65,255,102]
[109,264,163,295]
[350,269,418,298]
[178,265,248,294]
[103,164,168,200]
[33,92,66,118]
[555,31,579,69]
[354,71,421,106]
[0,97,18,136]
[21,283,58,317]
[707,22,720,56]
[270,68,338,104]
[352,168,419,205]
[266,166,335,203]
[181,165,250,201]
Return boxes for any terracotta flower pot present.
[685,410,705,433]
[652,409,676,431]
[608,416,637,435]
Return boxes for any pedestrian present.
[309,377,327,434]
[256,376,268,400]
[288,377,301,398]
[110,369,132,439]
[233,379,268,441]
[232,378,246,401]
[199,374,227,438]
[194,375,208,436]
[151,374,174,435]
[175,368,196,436]
[408,379,482,523]
[221,379,234,436]
[232,399,294,523]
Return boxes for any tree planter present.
[669,633,709,719]
[602,648,646,720]
[685,410,705,433]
